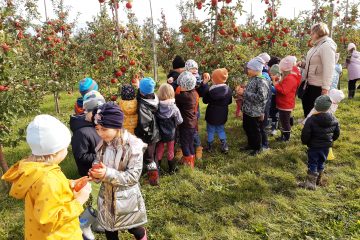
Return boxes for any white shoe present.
[271,130,278,136]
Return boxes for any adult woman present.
[299,22,337,117]
[345,43,360,99]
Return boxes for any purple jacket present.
[346,50,360,81]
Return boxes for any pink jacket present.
[346,50,360,81]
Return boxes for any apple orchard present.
[0,0,359,171]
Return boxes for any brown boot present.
[298,171,318,190]
[175,148,183,160]
[195,146,203,160]
[316,170,327,186]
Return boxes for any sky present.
[35,0,318,30]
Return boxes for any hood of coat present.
[119,99,137,115]
[208,84,230,100]
[1,160,59,199]
[312,112,337,128]
[167,70,181,80]
[70,114,93,132]
[157,99,177,119]
[139,94,159,112]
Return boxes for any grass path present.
[1,76,360,239]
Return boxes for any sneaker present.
[262,146,270,151]
[250,149,262,156]
[271,129,278,136]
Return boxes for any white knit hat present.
[258,53,271,63]
[347,43,356,51]
[279,56,297,72]
[26,115,71,155]
[177,71,196,91]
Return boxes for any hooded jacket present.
[2,160,83,240]
[345,50,360,81]
[203,84,233,125]
[302,36,337,90]
[119,99,138,134]
[275,66,301,111]
[95,130,147,231]
[301,112,340,148]
[175,89,199,129]
[156,99,183,142]
[70,114,101,176]
[135,93,160,144]
[242,75,270,118]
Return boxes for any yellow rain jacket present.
[2,160,83,240]
[119,99,138,134]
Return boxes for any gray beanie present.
[247,57,265,72]
[178,71,196,91]
[83,90,105,112]
[314,95,332,112]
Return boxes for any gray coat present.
[95,130,148,231]
[242,75,270,117]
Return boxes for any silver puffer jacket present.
[95,130,148,231]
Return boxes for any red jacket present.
[275,66,301,111]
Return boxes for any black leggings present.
[301,85,322,118]
[105,227,145,240]
[348,79,359,98]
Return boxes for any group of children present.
[1,52,345,239]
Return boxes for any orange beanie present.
[212,68,228,85]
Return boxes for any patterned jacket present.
[242,75,270,117]
[95,130,148,231]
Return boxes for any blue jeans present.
[307,147,329,173]
[207,123,226,143]
[193,130,201,147]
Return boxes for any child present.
[331,53,342,90]
[119,84,138,134]
[75,77,99,115]
[300,95,340,190]
[175,71,199,168]
[71,90,105,239]
[203,68,232,154]
[89,102,148,240]
[2,115,91,240]
[71,90,104,177]
[240,57,270,156]
[167,55,185,90]
[345,43,360,98]
[273,56,301,141]
[185,59,210,160]
[268,57,281,135]
[156,84,183,174]
[134,77,160,186]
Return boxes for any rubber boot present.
[79,207,97,240]
[182,156,194,169]
[327,147,335,161]
[139,228,147,240]
[283,132,290,141]
[204,142,213,153]
[220,139,229,154]
[195,146,203,160]
[271,121,278,136]
[147,162,159,186]
[348,90,355,99]
[298,171,318,190]
[168,159,178,174]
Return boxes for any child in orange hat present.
[203,68,233,154]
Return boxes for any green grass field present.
[1,74,360,239]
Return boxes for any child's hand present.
[167,77,174,84]
[73,182,91,205]
[258,114,265,122]
[203,73,211,83]
[89,162,106,180]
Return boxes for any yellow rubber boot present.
[327,147,335,161]
[195,146,203,160]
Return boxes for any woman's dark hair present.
[268,56,281,68]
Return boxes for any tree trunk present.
[54,92,60,114]
[149,0,158,82]
[0,145,9,190]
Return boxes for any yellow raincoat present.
[2,160,83,240]
[119,99,138,134]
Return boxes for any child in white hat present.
[2,115,91,240]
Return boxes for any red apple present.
[98,56,105,62]
[104,50,112,56]
[111,78,118,84]
[121,66,127,72]
[115,70,123,77]
[193,35,201,42]
[0,85,5,91]
[226,0,232,3]
[217,21,224,27]
[219,29,227,36]
[129,60,136,66]
[111,95,118,101]
[1,43,10,53]
[211,0,218,7]
[282,42,288,47]
[196,2,202,9]
[126,2,132,9]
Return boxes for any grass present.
[1,73,360,240]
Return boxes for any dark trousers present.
[307,147,329,174]
[348,79,359,98]
[302,85,322,118]
[179,127,196,156]
[279,110,292,140]
[243,113,262,151]
[105,227,145,240]
[269,95,278,122]
[144,142,156,165]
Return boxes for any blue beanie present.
[139,77,155,95]
[79,78,99,96]
[247,57,265,73]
